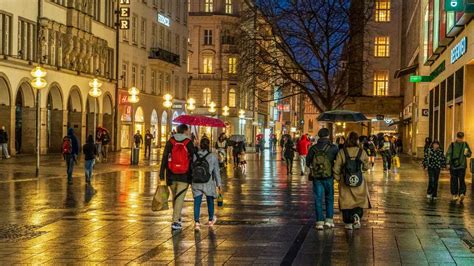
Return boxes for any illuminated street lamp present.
[239,109,245,119]
[163,93,173,140]
[208,101,216,114]
[30,66,47,176]
[128,87,140,164]
[88,78,103,143]
[186,98,196,112]
[222,106,230,117]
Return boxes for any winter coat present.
[159,134,196,184]
[67,128,79,156]
[296,135,311,156]
[83,142,98,161]
[0,129,8,144]
[306,138,339,178]
[144,133,154,145]
[333,147,371,210]
[446,141,472,169]
[192,150,222,198]
[422,148,446,169]
[284,140,296,159]
[232,141,245,154]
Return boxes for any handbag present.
[151,184,170,211]
[393,155,400,168]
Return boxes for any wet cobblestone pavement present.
[1,150,474,265]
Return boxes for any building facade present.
[0,0,117,155]
[117,0,189,149]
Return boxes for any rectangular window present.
[228,57,237,74]
[122,62,128,88]
[375,0,391,22]
[152,23,157,47]
[175,34,180,54]
[167,30,171,50]
[157,72,163,94]
[205,0,213,12]
[140,67,146,91]
[176,0,181,21]
[373,70,389,96]
[18,18,36,61]
[374,36,390,57]
[131,15,138,44]
[131,65,137,86]
[440,80,446,148]
[159,26,164,48]
[174,77,180,98]
[140,18,147,48]
[0,13,12,55]
[184,0,188,24]
[204,29,213,45]
[94,0,100,21]
[165,74,170,93]
[203,56,213,73]
[455,67,464,99]
[182,37,187,64]
[225,0,232,14]
[447,74,454,101]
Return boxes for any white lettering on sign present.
[451,37,467,64]
[120,19,130,29]
[158,14,170,27]
[120,7,130,17]
[450,0,458,7]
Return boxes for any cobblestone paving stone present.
[0,149,474,265]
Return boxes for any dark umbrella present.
[317,110,369,122]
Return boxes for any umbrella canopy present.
[317,110,368,122]
[173,115,226,128]
[229,135,246,142]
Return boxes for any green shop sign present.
[409,61,446,83]
[409,76,431,83]
[445,0,474,12]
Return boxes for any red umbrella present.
[173,115,226,128]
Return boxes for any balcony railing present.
[149,47,180,66]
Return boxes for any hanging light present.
[128,94,140,103]
[163,93,173,108]
[208,101,216,113]
[88,78,103,89]
[31,66,47,78]
[186,98,196,111]
[222,106,230,117]
[239,109,246,119]
[30,66,47,89]
[89,87,102,97]
[128,86,140,96]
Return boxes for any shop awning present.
[394,64,418,79]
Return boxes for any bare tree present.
[239,0,374,113]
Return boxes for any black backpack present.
[342,148,364,187]
[192,152,212,183]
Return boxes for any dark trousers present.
[145,144,151,158]
[285,157,294,174]
[233,152,240,165]
[450,168,467,196]
[427,168,441,197]
[65,154,75,182]
[382,153,392,170]
[341,208,363,224]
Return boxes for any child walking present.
[423,140,446,200]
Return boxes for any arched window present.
[228,88,236,107]
[203,88,211,106]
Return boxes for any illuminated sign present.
[119,0,130,30]
[409,75,431,83]
[158,14,170,27]
[445,0,464,12]
[451,37,467,64]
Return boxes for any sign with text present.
[422,109,429,117]
[119,92,130,105]
[120,0,130,30]
[158,14,170,27]
[445,0,465,12]
[451,37,467,64]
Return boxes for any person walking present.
[336,136,346,150]
[83,135,98,184]
[63,128,79,185]
[159,124,195,231]
[232,140,245,166]
[306,128,339,230]
[280,135,286,161]
[365,135,377,170]
[297,134,311,176]
[0,126,10,159]
[283,136,296,175]
[95,127,103,162]
[101,129,111,162]
[215,133,228,166]
[422,140,446,200]
[446,132,472,203]
[191,138,222,231]
[333,132,370,230]
[379,135,395,172]
[144,129,154,159]
[134,130,143,148]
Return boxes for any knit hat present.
[318,128,330,138]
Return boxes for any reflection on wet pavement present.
[0,149,474,264]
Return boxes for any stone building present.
[0,0,117,155]
[117,0,189,149]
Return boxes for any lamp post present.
[163,93,173,140]
[30,66,48,176]
[88,78,103,143]
[222,106,229,134]
[128,87,140,164]
[239,109,245,136]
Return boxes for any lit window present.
[373,70,389,96]
[151,70,156,94]
[225,0,232,14]
[140,18,147,47]
[140,67,146,91]
[229,88,236,107]
[203,88,211,106]
[375,0,390,22]
[203,56,213,73]
[374,36,390,57]
[204,29,213,45]
[131,15,138,44]
[131,65,137,86]
[122,63,128,88]
[205,0,213,12]
[228,57,237,74]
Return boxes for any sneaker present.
[171,222,182,231]
[432,197,437,200]
[345,224,353,230]
[324,219,335,228]
[315,221,324,230]
[459,194,465,203]
[208,216,217,227]
[353,214,361,229]
[426,194,432,199]
[452,195,458,202]
[194,223,201,232]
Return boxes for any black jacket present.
[83,143,97,161]
[159,134,196,184]
[306,138,339,178]
[0,129,7,144]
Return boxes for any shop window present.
[373,70,389,96]
[375,0,390,22]
[434,85,439,107]
[203,88,211,106]
[440,81,446,148]
[455,67,464,99]
[447,74,454,101]
[429,90,434,140]
[228,88,236,107]
[374,36,390,57]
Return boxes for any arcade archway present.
[151,109,159,146]
[67,87,83,144]
[46,84,64,152]
[0,74,11,154]
[102,93,113,135]
[15,81,36,154]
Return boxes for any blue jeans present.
[194,195,215,223]
[84,159,95,182]
[65,154,75,182]
[313,178,334,222]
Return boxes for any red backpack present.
[62,136,72,155]
[168,138,191,174]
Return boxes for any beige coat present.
[333,147,371,210]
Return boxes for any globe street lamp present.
[163,93,173,140]
[222,106,230,117]
[186,98,196,113]
[128,87,140,164]
[30,66,47,176]
[88,78,103,144]
[208,101,216,114]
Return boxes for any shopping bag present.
[217,193,224,207]
[393,156,401,168]
[152,184,169,211]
